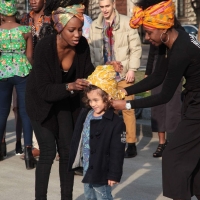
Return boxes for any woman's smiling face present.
[143,26,166,46]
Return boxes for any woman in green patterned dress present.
[0,0,35,169]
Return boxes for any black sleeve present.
[33,38,71,102]
[127,46,189,108]
[125,53,168,95]
[145,44,157,75]
[108,119,126,182]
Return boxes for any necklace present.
[5,21,14,23]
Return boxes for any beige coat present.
[88,10,142,78]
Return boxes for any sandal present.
[153,141,168,158]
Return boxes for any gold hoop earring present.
[160,32,169,43]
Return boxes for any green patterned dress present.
[0,26,32,80]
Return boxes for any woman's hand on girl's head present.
[69,79,90,90]
[111,100,126,110]
[108,180,118,186]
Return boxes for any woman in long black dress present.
[112,0,200,199]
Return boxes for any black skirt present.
[162,90,200,199]
[151,76,182,133]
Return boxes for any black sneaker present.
[15,141,23,155]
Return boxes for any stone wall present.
[16,0,27,14]
[88,0,100,20]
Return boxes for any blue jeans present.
[0,76,32,146]
[83,171,113,200]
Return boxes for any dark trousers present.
[31,109,74,200]
[0,76,32,146]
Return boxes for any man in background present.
[88,0,142,158]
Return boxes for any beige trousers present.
[118,80,137,143]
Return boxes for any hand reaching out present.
[68,79,89,91]
[125,70,135,83]
[108,180,118,186]
[111,100,126,110]
[106,61,123,73]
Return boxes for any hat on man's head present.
[0,0,17,16]
[87,65,125,100]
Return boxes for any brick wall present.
[116,0,127,15]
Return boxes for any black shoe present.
[0,143,4,161]
[125,143,137,158]
[74,168,83,176]
[15,141,23,155]
[153,140,168,158]
[24,146,37,170]
[1,142,7,158]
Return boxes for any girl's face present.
[60,17,83,46]
[143,26,166,46]
[87,89,107,117]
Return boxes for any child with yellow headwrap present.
[69,65,126,200]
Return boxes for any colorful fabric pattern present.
[87,65,125,100]
[82,110,102,171]
[82,14,92,40]
[130,0,175,29]
[52,4,85,33]
[0,26,32,79]
[0,0,17,16]
[21,11,51,37]
[20,11,52,50]
[103,18,115,63]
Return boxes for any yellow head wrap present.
[130,0,175,29]
[87,65,125,100]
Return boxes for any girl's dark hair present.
[82,85,111,110]
[44,0,84,16]
[135,0,165,10]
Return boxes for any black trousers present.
[162,90,200,199]
[31,109,74,200]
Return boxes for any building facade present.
[15,0,197,25]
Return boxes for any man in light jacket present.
[88,0,142,158]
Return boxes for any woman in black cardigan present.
[25,2,94,199]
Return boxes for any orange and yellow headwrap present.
[130,0,175,29]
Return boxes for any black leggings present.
[32,110,74,200]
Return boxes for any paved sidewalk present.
[0,112,197,200]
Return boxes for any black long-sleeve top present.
[126,30,200,108]
[25,34,94,131]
